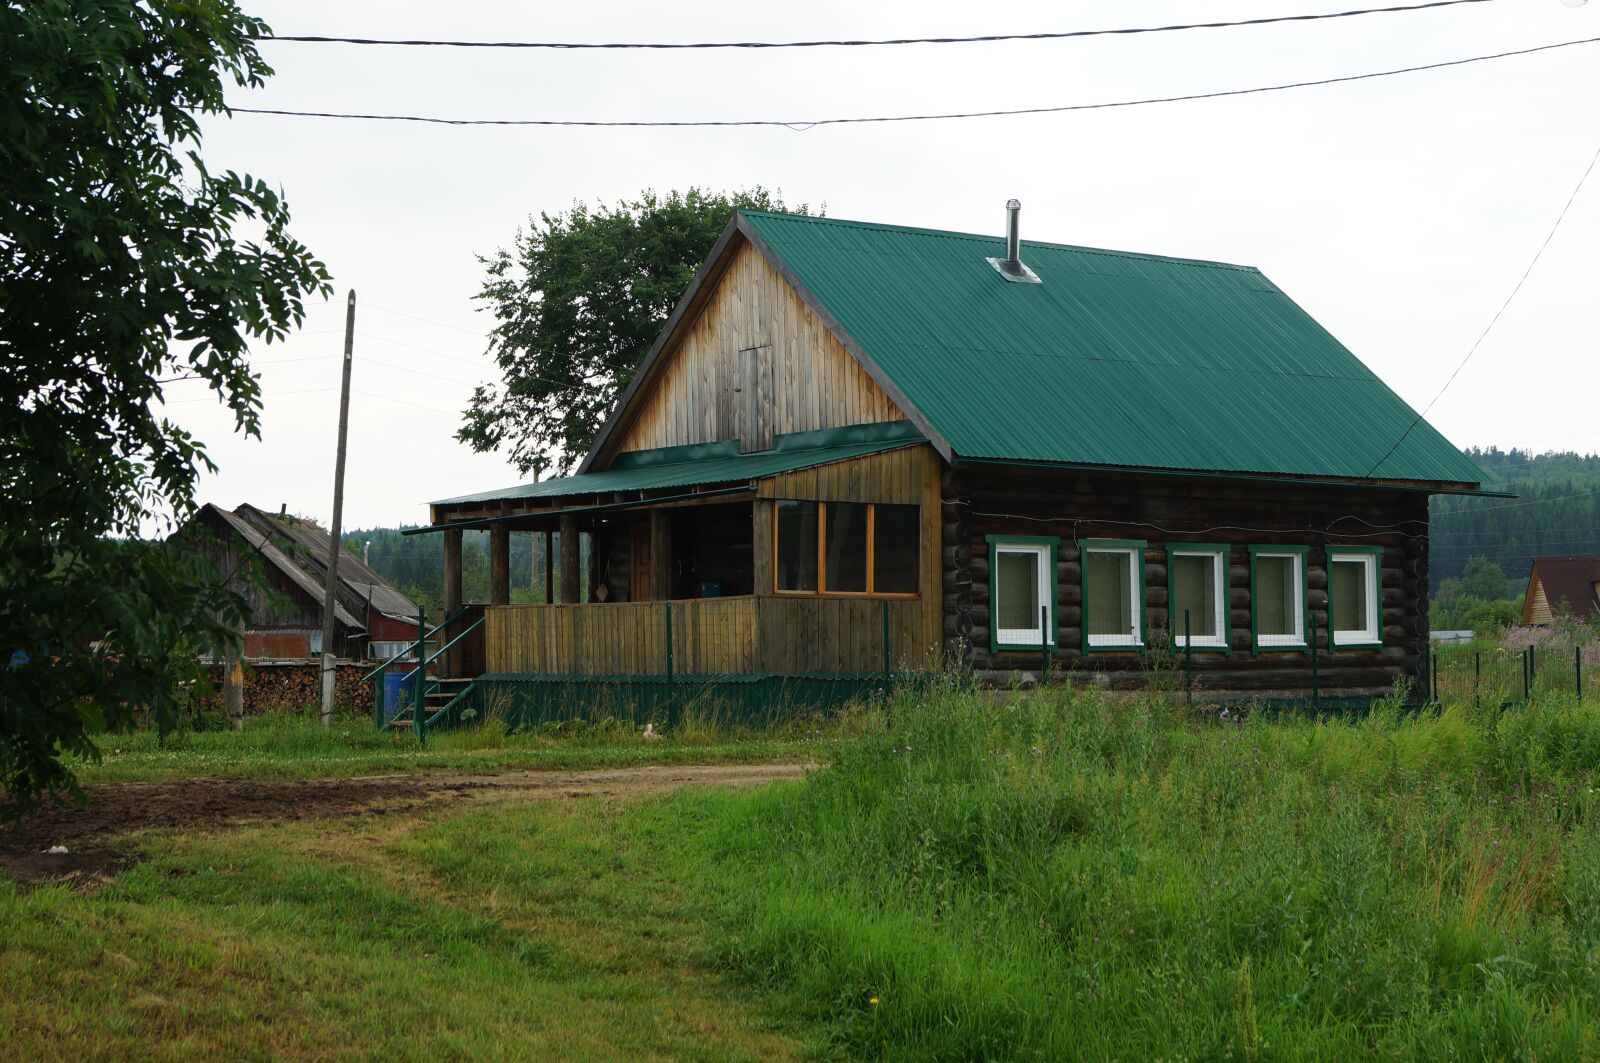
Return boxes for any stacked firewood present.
[198,661,371,715]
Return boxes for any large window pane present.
[1330,559,1365,633]
[776,500,817,591]
[1171,553,1218,639]
[872,504,919,594]
[996,550,1041,632]
[1255,554,1300,642]
[1086,551,1134,640]
[824,502,868,592]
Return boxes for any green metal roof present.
[739,210,1485,486]
[434,429,918,506]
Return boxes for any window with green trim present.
[1082,541,1144,649]
[1169,546,1227,650]
[1328,548,1381,646]
[1252,549,1306,649]
[991,538,1054,648]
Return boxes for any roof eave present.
[951,455,1505,496]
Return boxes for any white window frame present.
[1169,547,1227,650]
[1082,543,1144,650]
[1252,550,1306,649]
[1328,550,1381,646]
[991,540,1054,648]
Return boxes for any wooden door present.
[630,522,652,602]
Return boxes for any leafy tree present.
[460,188,812,476]
[1457,557,1509,603]
[0,1,329,815]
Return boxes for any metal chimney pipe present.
[1003,199,1022,273]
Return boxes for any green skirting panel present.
[469,672,918,730]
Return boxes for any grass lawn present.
[12,684,1600,1059]
[0,789,809,1061]
[70,707,848,785]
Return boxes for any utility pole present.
[320,289,356,727]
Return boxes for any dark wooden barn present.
[188,503,419,660]
[416,205,1490,705]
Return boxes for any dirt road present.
[0,763,808,887]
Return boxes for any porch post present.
[751,499,773,596]
[560,514,581,604]
[542,530,553,603]
[490,522,510,606]
[650,509,672,602]
[442,527,463,677]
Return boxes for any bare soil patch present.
[1,763,806,888]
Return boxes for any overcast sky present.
[166,0,1600,531]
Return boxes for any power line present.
[364,302,490,336]
[267,0,1496,51]
[232,35,1600,130]
[1365,133,1600,476]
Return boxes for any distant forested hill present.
[344,448,1600,604]
[1431,448,1600,593]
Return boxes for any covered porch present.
[413,423,943,682]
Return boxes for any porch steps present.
[384,676,477,733]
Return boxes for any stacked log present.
[198,660,373,715]
[943,463,1432,697]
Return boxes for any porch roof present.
[433,423,922,507]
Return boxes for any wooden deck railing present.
[484,596,928,676]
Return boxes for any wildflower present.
[869,997,880,1006]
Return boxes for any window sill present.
[1332,637,1383,649]
[1174,641,1230,653]
[1086,641,1145,652]
[1254,642,1308,653]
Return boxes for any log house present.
[417,205,1491,704]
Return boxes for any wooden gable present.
[607,239,906,458]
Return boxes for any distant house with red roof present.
[1522,557,1600,625]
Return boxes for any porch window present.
[776,501,819,591]
[1328,547,1382,647]
[774,500,920,596]
[1168,545,1227,650]
[990,537,1055,648]
[1250,547,1307,650]
[1081,540,1144,649]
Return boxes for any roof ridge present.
[737,208,1261,273]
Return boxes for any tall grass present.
[685,681,1600,1060]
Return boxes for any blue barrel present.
[382,667,424,721]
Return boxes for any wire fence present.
[1430,636,1600,708]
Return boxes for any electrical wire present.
[266,0,1496,50]
[1365,134,1600,476]
[231,36,1600,129]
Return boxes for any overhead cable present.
[233,36,1600,129]
[1364,132,1600,476]
[267,0,1496,50]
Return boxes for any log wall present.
[942,465,1430,700]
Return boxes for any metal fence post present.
[415,607,427,746]
[664,601,674,726]
[883,600,892,689]
[1577,645,1583,703]
[1310,609,1319,712]
[1184,609,1193,710]
[1474,651,1480,709]
[1523,646,1530,703]
[1040,604,1049,687]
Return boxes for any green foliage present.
[1432,558,1522,632]
[460,187,813,475]
[0,0,329,815]
[1433,447,1600,591]
[681,685,1600,1059]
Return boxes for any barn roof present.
[207,504,418,624]
[720,210,1486,487]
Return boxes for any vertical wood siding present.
[612,241,904,453]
